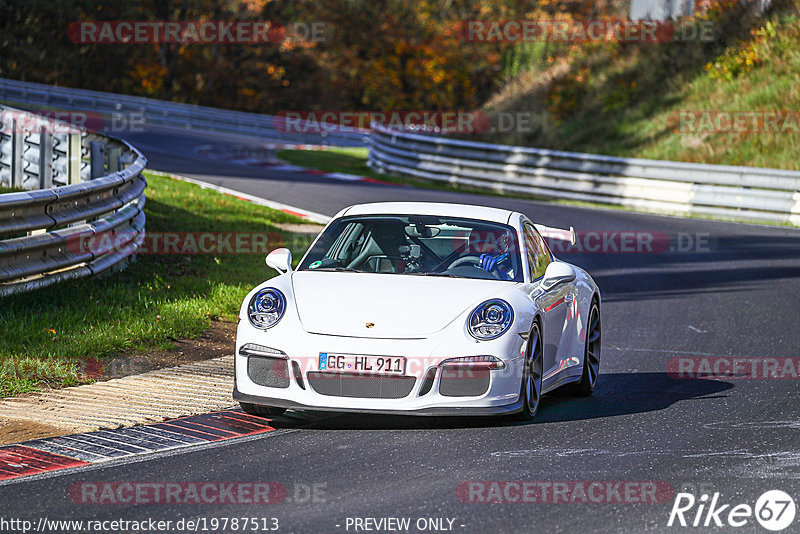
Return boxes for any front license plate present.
[318,353,406,375]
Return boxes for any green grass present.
[279,147,375,178]
[483,2,800,170]
[280,5,800,228]
[0,187,25,194]
[565,11,800,169]
[0,172,318,397]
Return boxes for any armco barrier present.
[368,123,800,225]
[0,77,367,148]
[0,104,146,296]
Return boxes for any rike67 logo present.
[668,490,796,531]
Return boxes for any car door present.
[523,223,572,380]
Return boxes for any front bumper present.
[234,319,528,416]
[234,388,524,416]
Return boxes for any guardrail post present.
[107,146,122,173]
[11,120,23,188]
[0,101,149,296]
[119,152,133,169]
[90,141,106,179]
[67,132,81,184]
[38,128,52,189]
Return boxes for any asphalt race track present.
[2,125,799,533]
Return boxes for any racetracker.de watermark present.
[273,111,491,134]
[68,21,327,44]
[545,231,714,254]
[457,20,714,43]
[273,110,582,135]
[68,481,327,505]
[667,357,800,380]
[0,109,145,134]
[456,481,674,503]
[274,110,613,135]
[675,111,800,134]
[66,231,312,256]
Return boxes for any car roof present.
[339,202,517,224]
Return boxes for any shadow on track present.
[260,372,732,431]
[559,231,800,304]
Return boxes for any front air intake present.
[307,372,415,399]
[247,356,290,389]
[240,343,290,388]
[439,365,490,397]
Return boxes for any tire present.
[565,301,601,397]
[514,321,543,420]
[239,402,287,417]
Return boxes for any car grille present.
[307,372,416,399]
[247,356,290,388]
[439,365,490,397]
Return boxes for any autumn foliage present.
[0,0,503,113]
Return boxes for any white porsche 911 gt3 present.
[234,202,601,420]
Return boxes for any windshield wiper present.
[308,267,362,272]
[405,272,466,279]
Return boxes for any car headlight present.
[248,288,286,330]
[468,299,513,340]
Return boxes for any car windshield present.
[298,215,523,282]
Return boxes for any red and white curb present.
[319,171,399,186]
[0,410,276,483]
[147,170,332,224]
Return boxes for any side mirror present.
[266,248,292,274]
[541,261,575,291]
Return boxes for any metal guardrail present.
[368,124,800,226]
[0,105,147,296]
[0,77,368,148]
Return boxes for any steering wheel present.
[447,255,484,270]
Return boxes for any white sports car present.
[234,202,601,419]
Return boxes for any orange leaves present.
[129,62,167,94]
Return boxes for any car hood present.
[291,271,513,339]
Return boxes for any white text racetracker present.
[319,353,406,375]
[338,517,463,531]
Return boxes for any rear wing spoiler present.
[534,224,576,245]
